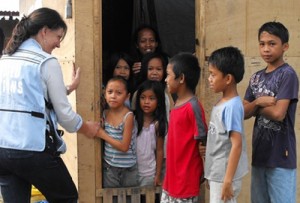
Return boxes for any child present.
[131,52,174,180]
[161,53,207,202]
[135,80,167,186]
[130,24,169,88]
[102,52,134,109]
[131,52,174,120]
[244,22,299,203]
[105,52,134,92]
[204,47,248,203]
[97,76,138,188]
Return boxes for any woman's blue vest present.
[0,39,54,151]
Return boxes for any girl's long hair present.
[135,80,167,137]
[4,7,67,55]
[105,52,134,95]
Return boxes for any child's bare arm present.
[221,131,242,201]
[97,113,134,152]
[198,142,206,159]
[154,136,164,186]
[243,96,276,119]
[256,96,277,107]
[258,99,290,121]
[243,99,259,119]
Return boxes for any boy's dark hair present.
[106,76,129,94]
[139,52,168,88]
[258,21,289,44]
[208,46,245,84]
[169,52,200,93]
[135,80,167,138]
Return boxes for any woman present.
[130,24,169,90]
[0,7,99,203]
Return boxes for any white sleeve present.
[41,58,83,133]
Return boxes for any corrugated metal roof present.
[0,11,19,16]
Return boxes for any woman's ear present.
[37,26,47,40]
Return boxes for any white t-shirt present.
[205,96,248,182]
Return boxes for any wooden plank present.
[144,187,155,203]
[117,189,126,203]
[195,0,206,68]
[98,186,162,202]
[73,0,101,202]
[102,188,113,203]
[195,0,207,107]
[92,0,102,202]
[130,187,141,203]
[205,0,247,55]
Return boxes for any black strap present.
[0,108,44,119]
[44,98,53,110]
[44,98,64,137]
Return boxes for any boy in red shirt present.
[162,53,207,202]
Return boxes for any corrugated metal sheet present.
[0,11,19,16]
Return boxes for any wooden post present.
[195,0,207,202]
[74,0,101,202]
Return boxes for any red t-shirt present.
[163,97,207,198]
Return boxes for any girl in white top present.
[134,80,168,186]
[131,52,174,180]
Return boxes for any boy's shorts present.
[208,179,242,203]
[160,190,198,203]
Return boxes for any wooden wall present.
[196,0,300,202]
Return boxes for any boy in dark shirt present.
[243,21,299,203]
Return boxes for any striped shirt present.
[103,111,137,168]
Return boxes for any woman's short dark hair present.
[130,24,163,61]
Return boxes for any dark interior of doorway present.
[102,0,134,84]
[102,0,133,54]
[102,0,196,85]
